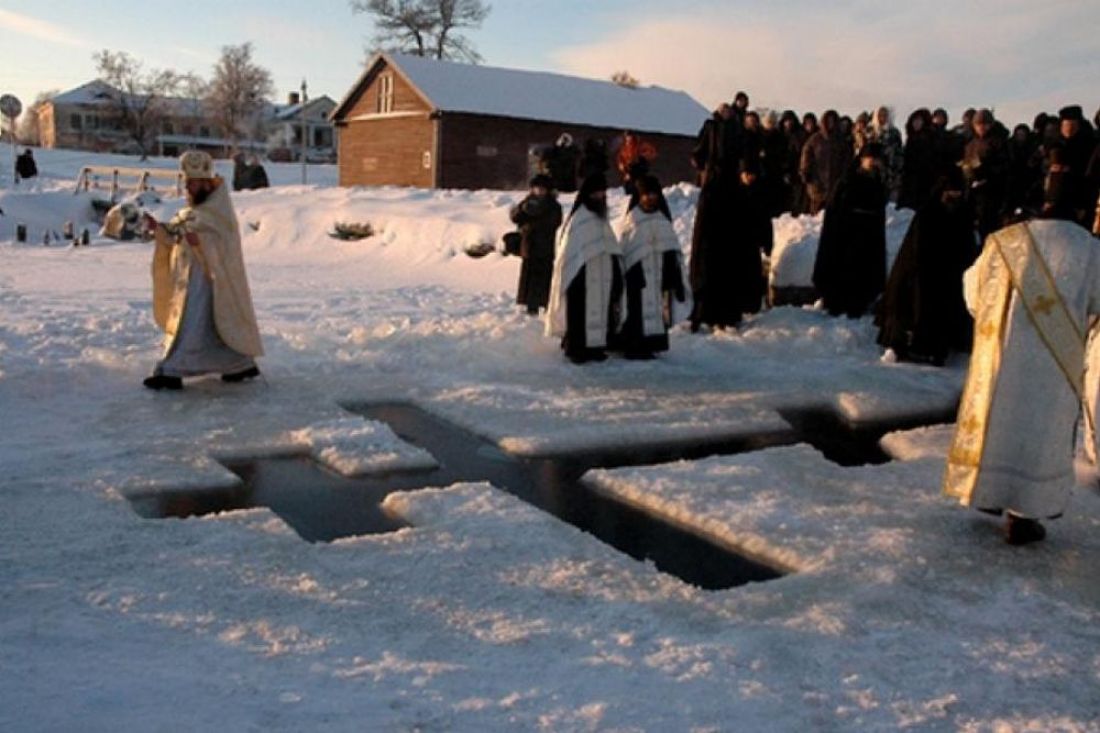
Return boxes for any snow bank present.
[769,205,915,289]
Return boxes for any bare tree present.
[94,50,179,159]
[611,71,640,89]
[205,43,274,153]
[16,89,59,145]
[350,0,490,63]
[175,73,209,144]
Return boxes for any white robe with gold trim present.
[944,220,1100,517]
[152,178,264,375]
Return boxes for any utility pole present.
[300,79,308,185]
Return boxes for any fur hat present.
[578,173,608,194]
[1058,105,1084,122]
[634,174,663,195]
[179,150,215,180]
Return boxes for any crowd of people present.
[513,93,1100,369]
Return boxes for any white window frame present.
[377,73,394,114]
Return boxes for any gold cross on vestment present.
[1033,295,1057,316]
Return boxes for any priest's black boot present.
[143,375,183,390]
[1005,514,1046,545]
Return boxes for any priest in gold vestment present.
[944,216,1100,544]
[142,151,264,390]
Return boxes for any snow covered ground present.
[2,147,1099,731]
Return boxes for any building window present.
[163,122,174,135]
[70,114,83,130]
[314,128,331,147]
[377,73,394,114]
[199,126,211,138]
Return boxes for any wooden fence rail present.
[75,165,184,201]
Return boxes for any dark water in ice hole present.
[130,402,957,590]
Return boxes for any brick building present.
[331,53,710,191]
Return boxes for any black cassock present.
[690,178,771,328]
[511,194,563,312]
[563,261,624,363]
[876,197,978,363]
[812,169,887,317]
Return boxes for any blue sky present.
[2,1,1097,127]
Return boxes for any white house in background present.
[36,81,336,160]
[266,93,337,162]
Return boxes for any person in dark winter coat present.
[929,108,961,173]
[853,112,872,156]
[576,138,610,186]
[1005,123,1041,216]
[800,110,851,215]
[802,112,819,140]
[812,144,888,318]
[231,153,250,191]
[246,155,269,189]
[898,108,937,210]
[876,168,978,364]
[546,134,580,193]
[617,175,685,358]
[732,91,750,127]
[616,130,657,201]
[692,104,741,186]
[760,110,790,216]
[690,159,772,330]
[868,106,903,200]
[688,104,743,330]
[232,153,269,191]
[961,109,1010,240]
[14,149,37,181]
[1050,105,1099,227]
[779,111,807,214]
[954,108,977,147]
[511,174,563,315]
[741,111,764,168]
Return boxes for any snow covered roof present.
[49,81,330,124]
[273,96,337,122]
[50,80,118,106]
[334,53,709,137]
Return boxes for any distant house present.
[267,93,337,162]
[330,53,710,190]
[36,81,335,159]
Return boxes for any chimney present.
[288,91,300,106]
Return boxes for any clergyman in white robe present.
[545,180,623,364]
[943,219,1100,540]
[145,151,264,389]
[616,189,687,357]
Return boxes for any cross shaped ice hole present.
[131,402,955,589]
